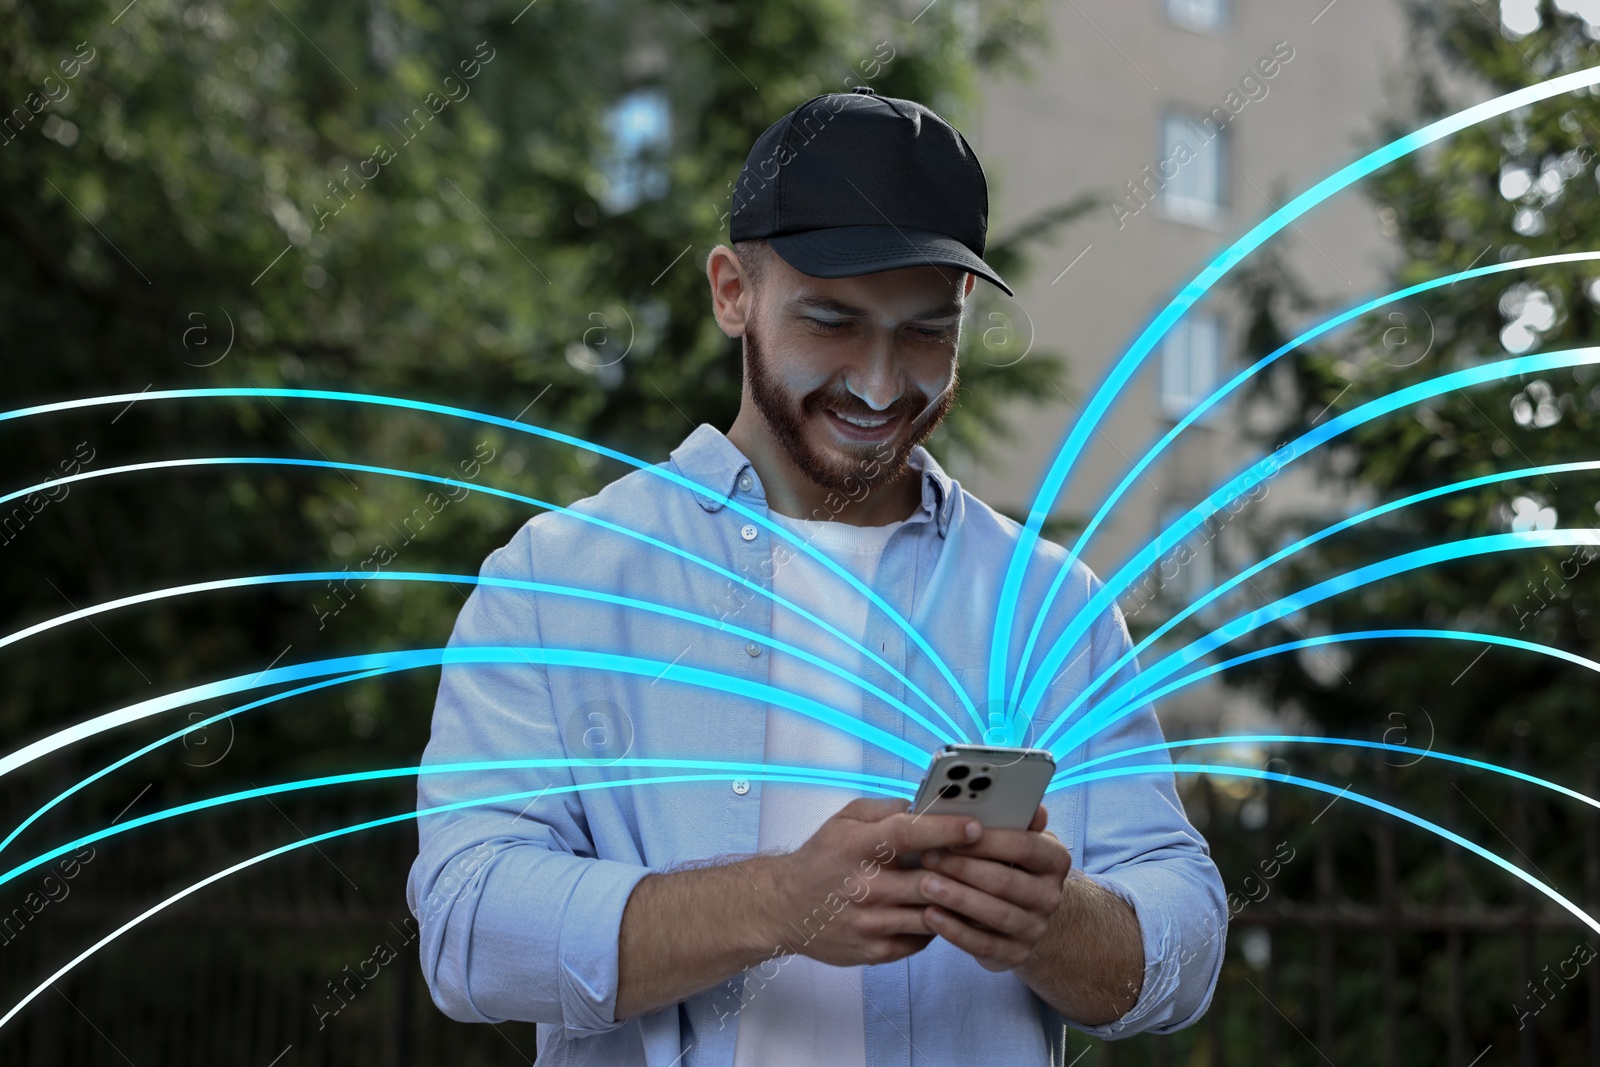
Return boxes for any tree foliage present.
[1202,2,1600,1060]
[0,0,1072,1059]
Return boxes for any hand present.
[915,803,1072,971]
[764,797,984,968]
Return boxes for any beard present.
[743,311,957,496]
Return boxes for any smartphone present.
[899,744,1056,868]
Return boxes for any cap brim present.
[767,225,1014,297]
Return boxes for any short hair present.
[733,238,772,293]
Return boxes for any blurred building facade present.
[957,0,1410,735]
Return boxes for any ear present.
[964,272,977,297]
[707,245,754,338]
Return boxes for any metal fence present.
[0,789,542,1067]
[1098,750,1600,1067]
[2,754,1596,1065]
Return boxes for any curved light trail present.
[0,645,938,780]
[1046,530,1600,754]
[1015,349,1600,737]
[0,455,967,741]
[1079,630,1600,740]
[990,65,1600,726]
[1050,461,1600,736]
[0,389,981,733]
[1008,254,1600,705]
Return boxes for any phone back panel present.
[908,744,1056,831]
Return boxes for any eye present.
[806,317,849,332]
[912,325,956,341]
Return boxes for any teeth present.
[832,410,890,429]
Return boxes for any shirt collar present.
[668,423,957,538]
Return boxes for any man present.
[408,87,1226,1065]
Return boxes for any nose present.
[845,343,903,412]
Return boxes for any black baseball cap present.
[728,86,1013,297]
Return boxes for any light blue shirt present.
[407,423,1227,1066]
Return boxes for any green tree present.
[1176,2,1600,1062]
[0,0,1075,1061]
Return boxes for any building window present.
[1159,114,1229,224]
[599,87,671,214]
[1165,0,1228,31]
[1159,310,1222,419]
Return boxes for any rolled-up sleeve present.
[405,520,654,1032]
[1047,592,1227,1040]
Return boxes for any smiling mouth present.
[828,409,895,429]
[822,408,904,441]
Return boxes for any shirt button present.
[737,473,754,492]
[732,779,751,795]
[745,641,762,657]
[740,524,758,541]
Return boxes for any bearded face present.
[740,277,963,497]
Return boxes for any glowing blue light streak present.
[1048,461,1600,740]
[0,645,937,780]
[1048,764,1598,936]
[0,569,956,749]
[5,759,1588,1033]
[1008,253,1600,708]
[989,66,1600,727]
[11,66,1600,1010]
[0,768,912,1033]
[0,760,916,891]
[0,564,962,857]
[1083,629,1600,732]
[0,669,383,858]
[1016,348,1600,739]
[0,455,969,742]
[1048,531,1600,755]
[1056,735,1599,809]
[0,389,982,734]
[20,726,1583,908]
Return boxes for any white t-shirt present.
[731,511,904,1067]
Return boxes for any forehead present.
[766,254,968,318]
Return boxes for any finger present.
[886,811,984,855]
[853,903,942,938]
[840,797,910,822]
[920,855,1062,917]
[923,905,1028,971]
[941,828,1071,876]
[919,870,1044,940]
[865,868,974,908]
[1028,803,1048,833]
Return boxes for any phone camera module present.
[939,783,963,800]
[946,765,970,781]
[968,776,992,792]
